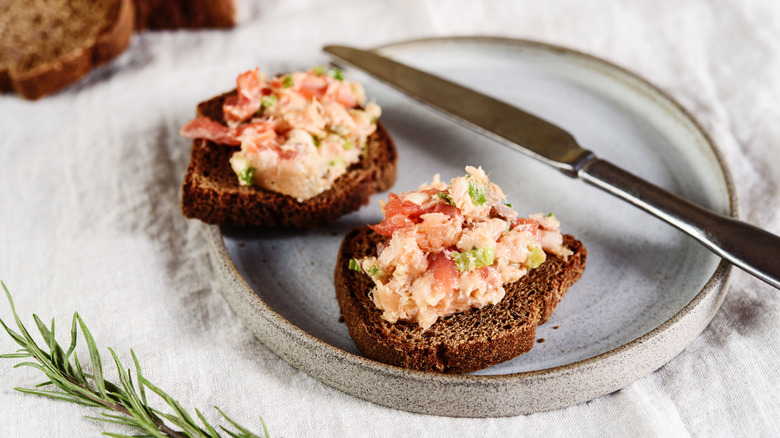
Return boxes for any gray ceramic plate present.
[206,37,734,417]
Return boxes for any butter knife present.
[325,45,780,290]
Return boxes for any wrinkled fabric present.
[1,0,778,436]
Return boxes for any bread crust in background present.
[334,226,587,374]
[133,0,236,30]
[181,91,398,227]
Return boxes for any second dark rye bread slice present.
[182,91,398,227]
[334,226,587,374]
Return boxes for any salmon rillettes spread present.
[179,66,381,201]
[355,166,572,329]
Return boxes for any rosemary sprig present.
[0,281,269,438]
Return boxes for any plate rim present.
[207,36,736,416]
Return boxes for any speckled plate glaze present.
[207,37,734,417]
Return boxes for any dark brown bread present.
[334,226,587,373]
[0,0,134,100]
[133,0,236,30]
[0,0,235,100]
[181,91,398,227]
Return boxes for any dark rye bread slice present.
[0,0,134,100]
[181,91,398,227]
[0,0,235,100]
[334,226,587,374]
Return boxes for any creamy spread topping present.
[180,67,381,201]
[356,166,571,329]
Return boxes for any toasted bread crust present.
[181,91,398,227]
[1,0,134,100]
[334,226,587,373]
[133,0,236,30]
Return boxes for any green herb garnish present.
[260,94,278,109]
[282,74,294,88]
[452,247,495,271]
[505,202,513,208]
[437,192,455,206]
[348,258,362,272]
[0,282,269,437]
[329,69,344,81]
[328,157,345,167]
[527,246,546,269]
[367,266,382,277]
[311,66,326,76]
[238,167,255,186]
[343,139,355,150]
[467,180,487,206]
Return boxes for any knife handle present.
[578,158,780,289]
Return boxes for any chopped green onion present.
[329,68,344,81]
[437,192,455,206]
[504,202,513,208]
[313,136,321,147]
[328,157,345,167]
[343,139,355,149]
[348,258,362,272]
[527,246,546,269]
[282,75,294,88]
[260,94,278,109]
[467,180,487,206]
[367,266,382,276]
[229,155,254,186]
[547,212,555,218]
[452,247,495,271]
[311,66,326,76]
[237,167,254,186]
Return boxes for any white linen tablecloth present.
[1,1,779,436]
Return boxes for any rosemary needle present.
[0,281,270,438]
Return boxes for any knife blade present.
[324,44,780,290]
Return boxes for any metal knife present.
[325,44,780,290]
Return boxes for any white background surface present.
[1,0,779,436]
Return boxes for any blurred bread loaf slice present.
[0,0,236,100]
[0,0,134,100]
